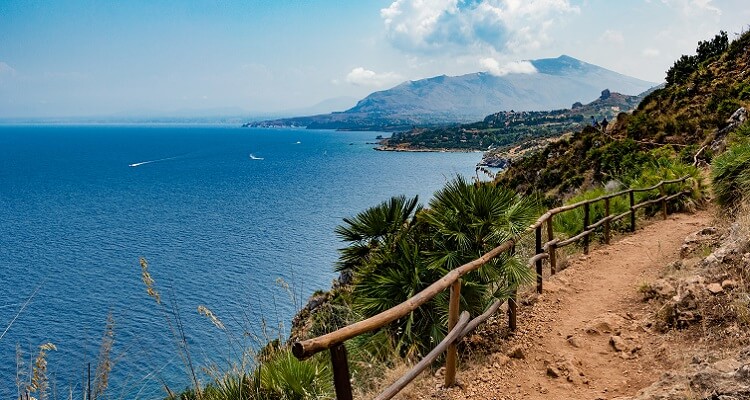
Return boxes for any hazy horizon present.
[1,1,748,118]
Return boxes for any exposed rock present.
[610,335,628,352]
[702,222,750,268]
[728,106,749,125]
[337,268,354,286]
[722,279,738,289]
[711,107,748,153]
[680,226,719,258]
[478,153,511,169]
[585,314,623,334]
[508,345,526,359]
[560,357,585,385]
[651,274,709,330]
[712,358,741,373]
[707,282,724,294]
[621,347,750,400]
[619,371,690,400]
[545,356,586,384]
[566,335,581,348]
[490,353,511,367]
[643,279,677,301]
[307,293,328,310]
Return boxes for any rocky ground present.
[372,208,750,400]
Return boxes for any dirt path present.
[405,210,713,400]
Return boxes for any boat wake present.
[249,153,264,160]
[128,156,179,167]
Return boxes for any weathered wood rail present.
[292,176,693,400]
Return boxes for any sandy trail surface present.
[405,210,712,400]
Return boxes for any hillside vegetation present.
[498,30,750,201]
[379,89,645,157]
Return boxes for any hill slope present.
[378,89,645,155]
[247,56,656,130]
[498,31,750,200]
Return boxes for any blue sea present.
[0,125,482,398]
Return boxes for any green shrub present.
[553,187,630,240]
[625,113,658,140]
[712,142,750,206]
[628,153,704,214]
[554,153,703,240]
[729,122,750,144]
[257,349,333,400]
[593,138,650,180]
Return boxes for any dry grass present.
[354,360,423,400]
[31,342,56,400]
[93,313,115,399]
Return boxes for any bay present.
[0,125,481,398]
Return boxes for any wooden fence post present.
[509,244,517,331]
[547,217,556,274]
[445,279,461,387]
[629,190,636,232]
[583,202,590,255]
[660,184,667,220]
[535,225,543,293]
[604,197,611,245]
[509,288,517,332]
[330,344,353,400]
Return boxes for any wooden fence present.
[292,176,693,400]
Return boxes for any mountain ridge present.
[246,55,657,130]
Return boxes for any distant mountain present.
[248,55,658,130]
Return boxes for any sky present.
[1,0,749,118]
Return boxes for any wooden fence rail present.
[293,176,693,399]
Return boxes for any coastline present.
[375,145,482,153]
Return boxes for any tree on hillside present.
[696,30,729,62]
[666,31,728,86]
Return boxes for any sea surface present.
[0,125,482,398]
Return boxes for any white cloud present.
[344,67,403,87]
[660,0,721,16]
[480,58,537,76]
[0,61,16,76]
[600,29,625,45]
[642,48,660,57]
[380,0,579,54]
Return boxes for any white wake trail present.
[128,156,179,167]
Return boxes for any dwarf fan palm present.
[334,195,421,273]
[340,178,536,357]
[421,176,537,308]
[352,234,447,358]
